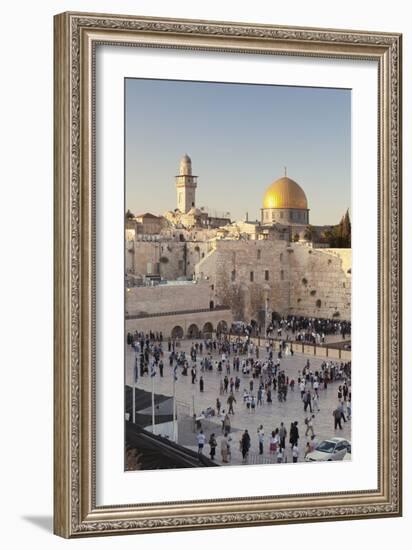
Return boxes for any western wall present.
[195,240,351,322]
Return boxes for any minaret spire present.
[284,165,287,177]
[175,154,197,213]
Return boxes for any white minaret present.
[175,154,198,213]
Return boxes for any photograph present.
[124,78,352,471]
[52,11,401,537]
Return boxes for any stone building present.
[126,280,232,339]
[126,156,351,325]
[164,155,231,230]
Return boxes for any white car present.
[305,437,351,462]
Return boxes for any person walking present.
[227,393,237,415]
[257,425,265,455]
[216,397,221,416]
[241,430,251,462]
[209,433,217,460]
[289,421,299,448]
[257,386,263,406]
[221,434,230,463]
[333,406,343,430]
[196,430,206,454]
[338,400,347,422]
[279,422,287,450]
[199,376,204,392]
[312,391,320,412]
[305,414,315,437]
[222,413,231,435]
[292,443,299,463]
[269,430,278,454]
[303,390,312,413]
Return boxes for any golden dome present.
[262,176,308,210]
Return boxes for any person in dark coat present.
[241,430,251,462]
[289,421,299,448]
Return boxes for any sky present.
[125,78,351,226]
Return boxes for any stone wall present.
[127,234,351,323]
[127,240,215,280]
[195,240,291,323]
[288,245,351,320]
[195,241,351,322]
[126,280,213,316]
[125,308,232,339]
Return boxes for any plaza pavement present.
[125,340,351,467]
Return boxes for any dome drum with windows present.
[261,173,309,226]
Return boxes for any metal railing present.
[245,452,280,465]
[244,336,351,360]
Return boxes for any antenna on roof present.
[284,166,287,176]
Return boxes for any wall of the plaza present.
[195,240,351,323]
[195,240,291,323]
[127,239,215,279]
[125,308,233,339]
[288,244,351,320]
[128,235,351,323]
[126,280,213,316]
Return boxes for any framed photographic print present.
[54,12,402,537]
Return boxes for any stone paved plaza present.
[126,339,351,467]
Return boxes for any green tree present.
[322,210,351,248]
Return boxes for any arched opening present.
[209,300,214,309]
[187,324,200,338]
[171,326,184,339]
[217,320,228,334]
[202,322,214,338]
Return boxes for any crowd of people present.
[228,315,351,347]
[268,315,351,344]
[126,327,352,466]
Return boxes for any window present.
[257,249,261,260]
[265,270,269,281]
[280,270,284,280]
[280,253,283,262]
[250,271,254,282]
[231,270,236,282]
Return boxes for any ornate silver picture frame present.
[54,12,402,537]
